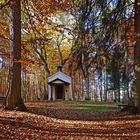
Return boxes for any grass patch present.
[80,105,111,112]
[26,101,117,113]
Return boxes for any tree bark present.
[6,0,27,111]
[134,0,140,112]
[81,53,90,100]
[83,75,90,100]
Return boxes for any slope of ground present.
[0,101,140,140]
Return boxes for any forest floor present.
[0,101,140,140]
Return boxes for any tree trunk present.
[6,0,27,111]
[134,0,140,112]
[99,78,103,102]
[104,65,108,101]
[81,53,90,100]
[83,75,90,100]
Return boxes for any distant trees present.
[69,0,134,101]
[71,0,102,100]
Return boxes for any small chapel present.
[47,64,73,100]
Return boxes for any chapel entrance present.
[56,85,64,99]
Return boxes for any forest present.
[0,0,140,139]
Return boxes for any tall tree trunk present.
[134,0,140,112]
[6,0,27,111]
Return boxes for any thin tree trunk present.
[83,75,90,100]
[99,78,103,102]
[104,66,108,101]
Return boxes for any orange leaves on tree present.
[14,58,34,64]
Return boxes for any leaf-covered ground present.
[0,101,140,140]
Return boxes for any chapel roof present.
[48,71,71,84]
